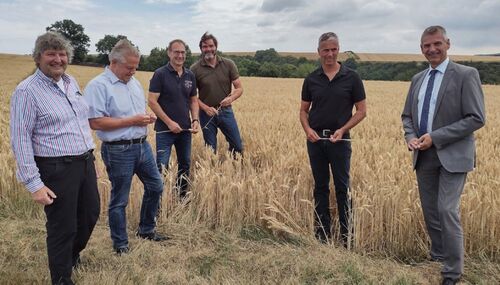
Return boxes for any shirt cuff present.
[26,179,45,193]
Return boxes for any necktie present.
[419,69,438,136]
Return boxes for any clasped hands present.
[407,134,433,151]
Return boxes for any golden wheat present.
[1,54,499,263]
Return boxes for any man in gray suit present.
[402,25,485,285]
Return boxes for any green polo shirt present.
[190,56,239,107]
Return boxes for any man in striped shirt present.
[10,32,100,285]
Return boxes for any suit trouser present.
[36,153,100,284]
[416,147,466,280]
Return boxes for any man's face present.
[318,39,339,66]
[36,49,68,81]
[112,54,140,82]
[421,32,450,68]
[201,39,217,61]
[168,42,186,67]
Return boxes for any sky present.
[1,0,499,56]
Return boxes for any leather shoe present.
[136,231,170,242]
[72,254,81,269]
[442,277,458,285]
[55,277,75,285]
[115,246,130,255]
[429,256,443,263]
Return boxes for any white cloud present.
[261,0,305,12]
[0,0,499,55]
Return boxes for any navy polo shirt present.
[301,63,365,132]
[149,63,197,131]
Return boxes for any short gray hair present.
[421,25,448,42]
[33,31,74,64]
[318,32,339,48]
[108,39,140,63]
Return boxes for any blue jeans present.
[156,131,192,198]
[101,141,163,249]
[307,139,352,242]
[200,106,243,154]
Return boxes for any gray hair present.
[108,39,140,63]
[318,32,339,48]
[33,31,74,64]
[421,25,448,42]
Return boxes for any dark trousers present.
[36,153,100,284]
[307,140,352,242]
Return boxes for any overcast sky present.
[1,0,499,55]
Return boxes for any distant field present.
[9,51,499,63]
[205,51,500,62]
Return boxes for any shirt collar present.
[429,57,449,75]
[104,66,123,84]
[200,55,222,67]
[316,62,347,77]
[35,68,70,85]
[166,62,185,73]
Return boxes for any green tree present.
[344,58,357,70]
[141,47,168,71]
[184,45,194,68]
[238,58,260,76]
[96,35,130,54]
[95,35,132,65]
[295,63,317,77]
[46,19,90,63]
[258,62,280,77]
[279,64,298,78]
[255,48,280,63]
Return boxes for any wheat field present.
[0,54,499,284]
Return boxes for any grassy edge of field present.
[0,204,498,285]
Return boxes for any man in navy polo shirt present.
[300,32,367,245]
[148,39,199,199]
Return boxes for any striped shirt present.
[10,68,95,193]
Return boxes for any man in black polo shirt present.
[300,32,367,245]
[148,39,199,199]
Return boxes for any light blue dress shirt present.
[418,57,449,134]
[84,67,148,142]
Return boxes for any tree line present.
[48,19,500,84]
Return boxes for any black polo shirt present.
[301,63,366,133]
[149,63,197,131]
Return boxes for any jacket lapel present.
[412,71,426,125]
[433,61,456,122]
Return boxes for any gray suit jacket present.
[402,61,486,172]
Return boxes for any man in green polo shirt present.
[190,32,243,155]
